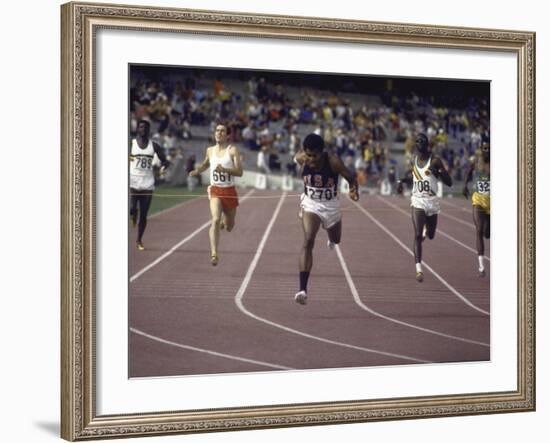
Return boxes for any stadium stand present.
[130,67,489,194]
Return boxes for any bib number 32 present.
[477,181,490,193]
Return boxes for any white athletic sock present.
[416,263,422,273]
[478,256,484,270]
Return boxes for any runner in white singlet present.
[190,124,243,266]
[397,133,452,282]
[129,120,170,251]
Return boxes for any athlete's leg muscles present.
[298,211,321,293]
[411,207,427,264]
[129,188,139,224]
[425,214,438,239]
[484,213,490,239]
[223,207,237,232]
[137,192,152,242]
[327,220,342,244]
[472,205,485,256]
[209,197,223,256]
[300,211,322,272]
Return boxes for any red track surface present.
[129,190,490,377]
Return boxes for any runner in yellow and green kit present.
[463,142,490,277]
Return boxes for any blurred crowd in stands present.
[130,69,489,190]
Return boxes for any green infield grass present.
[148,184,207,216]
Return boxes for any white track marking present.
[351,199,489,316]
[130,327,293,370]
[441,211,475,228]
[441,199,471,213]
[335,245,489,347]
[377,197,490,261]
[130,221,210,282]
[234,193,430,364]
[130,189,255,283]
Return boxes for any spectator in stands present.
[242,123,258,150]
[269,149,282,172]
[131,68,489,195]
[288,131,300,157]
[257,145,270,174]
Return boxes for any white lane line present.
[351,199,489,316]
[377,197,490,261]
[335,245,489,347]
[234,193,430,364]
[441,211,475,228]
[441,199,472,214]
[130,327,293,370]
[130,189,255,283]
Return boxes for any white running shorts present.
[300,194,342,229]
[411,195,441,217]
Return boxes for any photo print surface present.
[128,64,491,378]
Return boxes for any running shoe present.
[220,217,225,231]
[327,240,335,251]
[211,254,219,266]
[416,271,424,282]
[478,268,486,278]
[294,290,308,305]
[137,241,145,251]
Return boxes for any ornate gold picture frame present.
[61,1,535,440]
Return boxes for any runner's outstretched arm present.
[329,154,359,201]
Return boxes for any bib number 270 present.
[307,187,334,201]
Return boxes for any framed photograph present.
[61,1,535,440]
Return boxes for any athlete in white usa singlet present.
[293,133,359,306]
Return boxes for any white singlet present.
[411,156,440,216]
[208,147,235,188]
[130,139,156,191]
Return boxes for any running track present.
[129,190,490,377]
